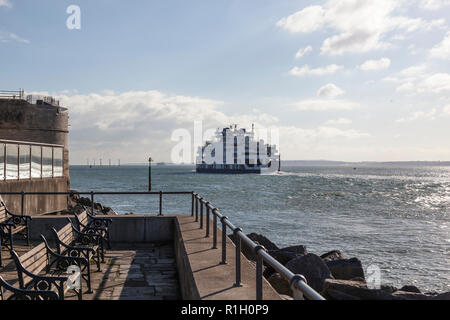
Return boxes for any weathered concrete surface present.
[0,178,69,215]
[27,215,174,243]
[176,215,282,300]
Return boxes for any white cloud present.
[443,105,450,115]
[325,118,353,125]
[384,64,450,94]
[430,31,450,60]
[277,6,325,33]
[420,73,450,93]
[421,0,450,10]
[277,0,444,55]
[359,57,391,71]
[289,64,343,76]
[0,0,12,7]
[295,45,312,59]
[396,108,437,122]
[317,83,345,98]
[294,99,359,111]
[0,32,29,44]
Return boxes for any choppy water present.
[70,165,450,292]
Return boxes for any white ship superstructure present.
[196,125,279,174]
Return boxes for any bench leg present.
[26,225,30,246]
[96,248,101,271]
[83,264,93,294]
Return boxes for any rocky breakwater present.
[230,233,449,300]
[54,190,119,216]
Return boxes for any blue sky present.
[1,0,450,163]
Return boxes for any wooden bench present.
[7,247,84,300]
[46,219,105,293]
[74,210,112,249]
[0,196,32,267]
[0,275,59,300]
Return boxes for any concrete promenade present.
[177,214,281,300]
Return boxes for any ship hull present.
[196,167,261,174]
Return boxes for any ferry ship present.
[196,125,280,174]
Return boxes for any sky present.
[1,0,450,164]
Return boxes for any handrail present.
[0,190,325,300]
[192,192,325,300]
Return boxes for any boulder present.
[431,292,450,300]
[279,245,307,256]
[264,246,308,279]
[399,285,421,293]
[286,253,333,293]
[320,250,347,261]
[246,233,279,251]
[322,279,400,300]
[322,279,438,300]
[267,273,292,296]
[230,233,279,262]
[325,257,365,281]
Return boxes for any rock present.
[230,233,279,262]
[324,288,360,300]
[264,246,308,279]
[246,233,279,251]
[78,197,92,207]
[279,245,307,255]
[325,257,365,281]
[399,285,421,293]
[381,285,398,293]
[320,250,347,261]
[391,291,431,300]
[280,294,294,300]
[285,253,333,293]
[268,273,292,296]
[431,292,450,300]
[322,279,401,300]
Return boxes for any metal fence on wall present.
[0,140,64,181]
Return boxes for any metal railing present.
[191,192,325,300]
[0,190,325,300]
[0,90,25,100]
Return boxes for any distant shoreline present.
[69,160,450,167]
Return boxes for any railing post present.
[212,209,218,249]
[159,191,163,216]
[205,203,210,238]
[254,245,266,300]
[200,198,203,229]
[234,227,243,287]
[21,191,24,216]
[220,216,228,264]
[195,195,199,222]
[91,191,94,215]
[191,192,194,216]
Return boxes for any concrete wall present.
[173,218,200,300]
[27,215,175,243]
[0,178,69,215]
[0,99,70,215]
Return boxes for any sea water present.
[70,165,450,292]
